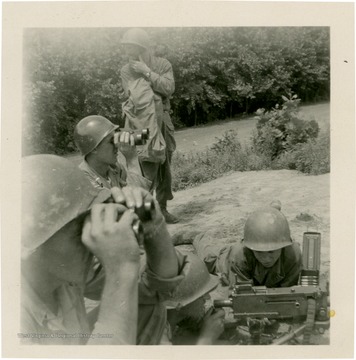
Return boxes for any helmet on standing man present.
[121,28,150,50]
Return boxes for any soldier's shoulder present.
[154,56,173,68]
[284,241,302,260]
[121,63,130,74]
[229,241,249,260]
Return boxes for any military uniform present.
[121,53,176,206]
[194,230,302,287]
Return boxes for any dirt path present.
[175,103,330,153]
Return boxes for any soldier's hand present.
[82,203,140,270]
[197,308,225,345]
[129,60,151,76]
[110,186,162,220]
[114,131,136,159]
[110,186,165,241]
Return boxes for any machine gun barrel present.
[214,300,233,308]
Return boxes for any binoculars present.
[114,128,150,146]
[127,200,155,246]
[105,197,155,246]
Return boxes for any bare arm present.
[82,204,140,345]
[115,131,142,176]
[89,264,139,344]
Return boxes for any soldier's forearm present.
[88,265,139,345]
[144,217,179,278]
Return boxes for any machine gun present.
[214,232,330,345]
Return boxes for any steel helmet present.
[121,28,150,50]
[74,115,119,156]
[22,155,111,258]
[243,207,292,251]
[165,249,219,310]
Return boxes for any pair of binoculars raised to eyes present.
[104,197,155,246]
[114,128,150,146]
[128,200,155,246]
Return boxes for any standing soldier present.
[120,28,179,224]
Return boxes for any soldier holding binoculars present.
[21,155,187,345]
[74,115,151,191]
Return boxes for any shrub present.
[293,130,330,174]
[252,94,320,159]
[272,129,330,174]
[171,130,272,190]
[171,124,329,191]
[210,130,242,154]
[171,151,214,191]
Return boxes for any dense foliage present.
[252,95,320,159]
[172,124,329,192]
[23,27,329,155]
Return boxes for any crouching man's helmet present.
[73,115,119,156]
[243,207,292,251]
[164,250,219,309]
[21,155,111,258]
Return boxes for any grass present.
[171,128,330,191]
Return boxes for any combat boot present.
[160,204,179,224]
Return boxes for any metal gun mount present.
[214,283,328,322]
[213,232,330,345]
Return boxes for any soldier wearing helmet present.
[165,250,225,345]
[21,155,188,345]
[74,115,151,191]
[193,201,302,288]
[120,28,179,224]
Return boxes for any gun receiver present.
[213,232,329,344]
[214,283,328,322]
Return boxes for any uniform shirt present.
[21,250,187,345]
[121,54,176,153]
[79,159,127,190]
[121,53,175,113]
[194,231,302,288]
[85,249,187,345]
[79,155,151,191]
[227,242,303,287]
[20,280,90,345]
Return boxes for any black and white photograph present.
[1,1,355,358]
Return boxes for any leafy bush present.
[292,130,330,174]
[252,94,320,159]
[171,130,271,190]
[271,128,329,174]
[172,126,329,191]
